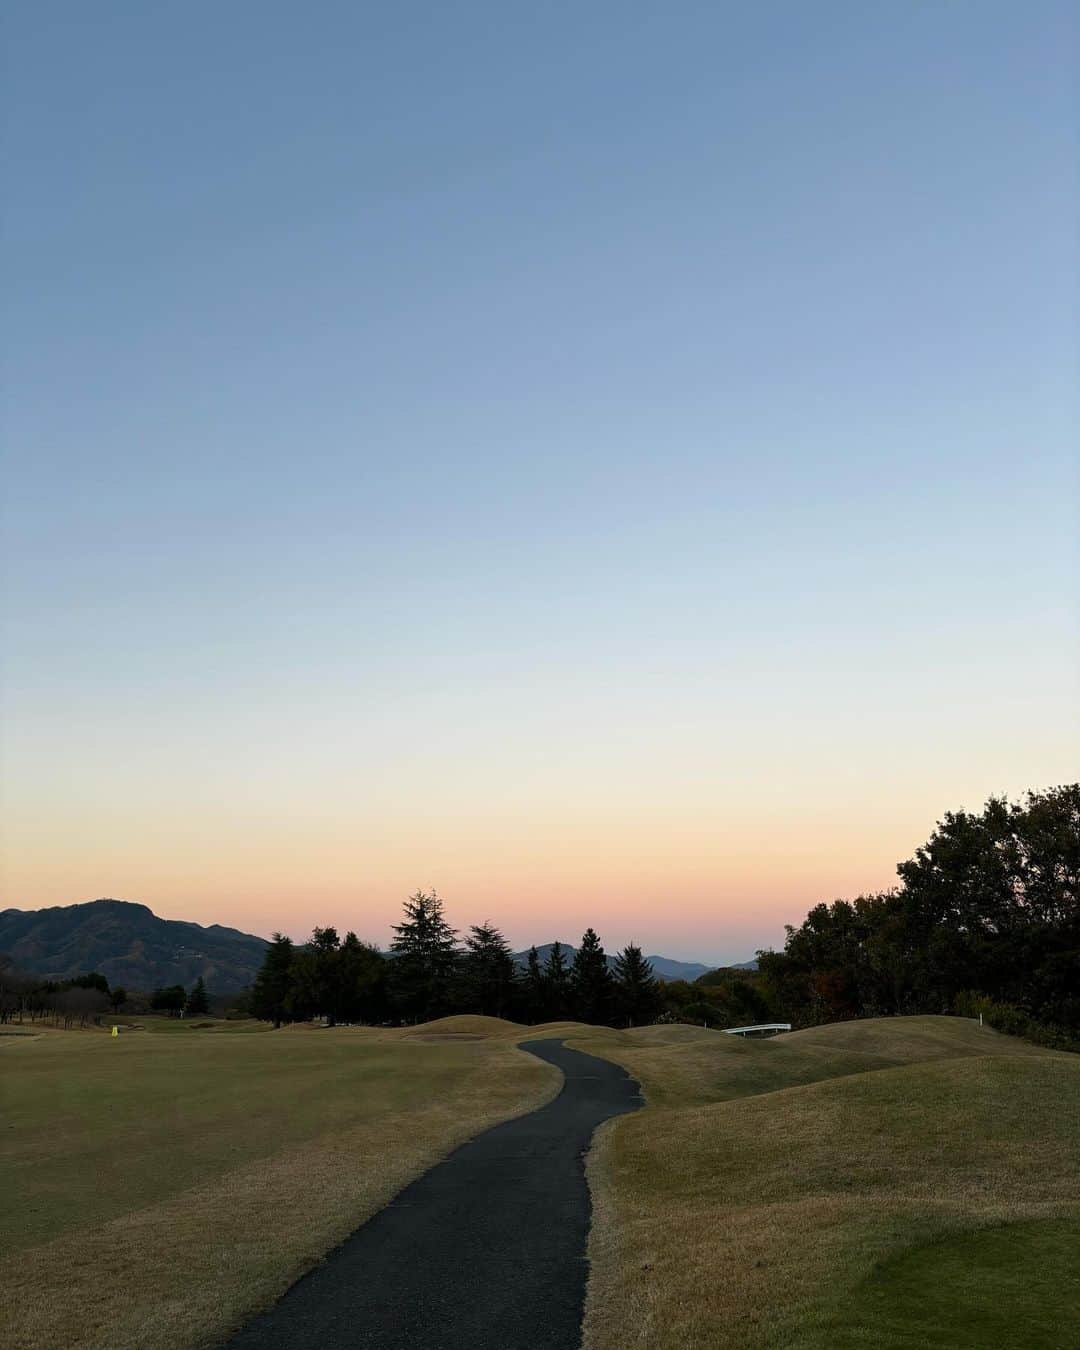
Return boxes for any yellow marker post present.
[111,1025,119,1037]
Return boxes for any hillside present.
[0,899,268,992]
[572,1016,1079,1349]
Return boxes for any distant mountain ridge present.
[0,899,746,994]
[0,899,269,993]
[511,942,716,983]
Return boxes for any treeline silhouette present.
[250,785,1079,1046]
[0,966,128,1027]
[250,897,667,1028]
[0,964,213,1026]
[11,784,1071,1046]
[758,785,1079,1047]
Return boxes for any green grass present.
[813,1216,1080,1349]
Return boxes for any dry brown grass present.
[0,1021,560,1350]
[573,1017,1080,1350]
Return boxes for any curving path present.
[224,1038,642,1350]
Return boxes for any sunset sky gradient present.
[2,2,1077,962]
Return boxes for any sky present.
[2,1,1077,963]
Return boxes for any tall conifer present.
[570,928,613,1025]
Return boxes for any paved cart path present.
[224,1039,642,1350]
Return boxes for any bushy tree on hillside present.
[389,891,460,1022]
[612,945,663,1026]
[250,933,295,1028]
[570,928,613,1025]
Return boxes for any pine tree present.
[524,946,545,1023]
[250,933,295,1028]
[463,922,516,1018]
[543,941,571,1020]
[570,928,613,1025]
[185,976,210,1017]
[612,944,662,1026]
[389,891,459,1022]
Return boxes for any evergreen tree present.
[389,891,459,1022]
[543,941,571,1020]
[250,932,295,1028]
[570,928,613,1024]
[338,932,388,1024]
[185,976,210,1017]
[612,944,662,1026]
[463,922,516,1018]
[291,926,344,1025]
[523,946,545,1023]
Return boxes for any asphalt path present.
[224,1038,642,1350]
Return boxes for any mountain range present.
[0,899,269,993]
[0,899,747,992]
[509,942,714,983]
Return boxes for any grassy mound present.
[398,1014,525,1039]
[578,1017,1079,1350]
[569,1014,1042,1108]
[397,1015,601,1042]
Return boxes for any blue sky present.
[2,1,1077,958]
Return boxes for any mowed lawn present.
[572,1017,1080,1350]
[0,1018,560,1350]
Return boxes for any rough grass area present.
[0,1019,561,1350]
[573,1017,1080,1350]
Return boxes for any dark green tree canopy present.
[758,786,1080,1035]
[462,922,517,1019]
[570,928,613,1025]
[150,984,186,1015]
[389,891,460,1022]
[612,944,663,1026]
[185,976,209,1016]
[543,941,571,1021]
[250,932,295,1028]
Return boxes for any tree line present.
[756,785,1079,1046]
[6,784,1073,1045]
[249,785,1078,1047]
[0,964,127,1027]
[0,962,214,1026]
[250,893,665,1028]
